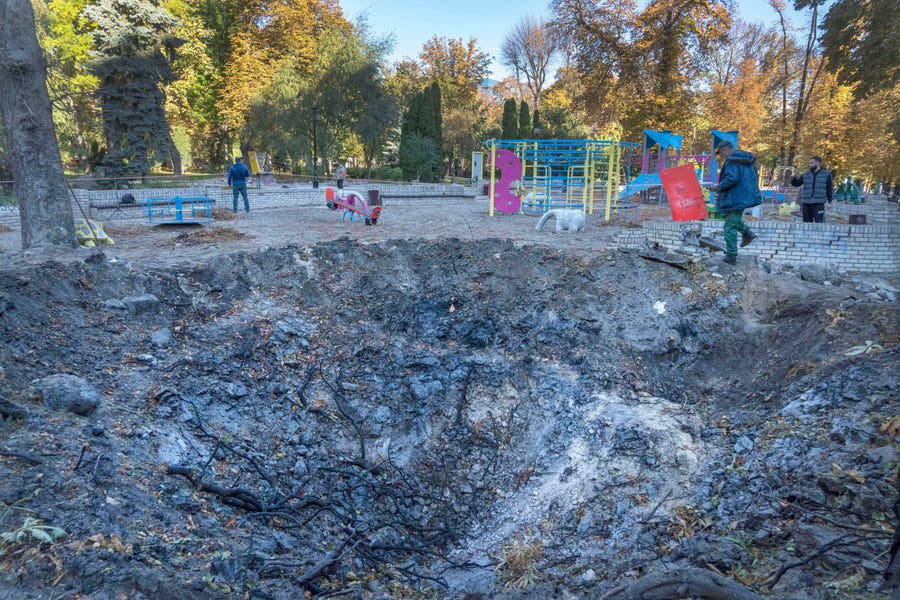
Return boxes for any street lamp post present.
[312,104,318,189]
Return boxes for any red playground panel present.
[659,164,708,221]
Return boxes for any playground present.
[482,129,802,222]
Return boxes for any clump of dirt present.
[0,239,896,600]
[161,226,248,247]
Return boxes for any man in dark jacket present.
[791,156,833,222]
[228,157,251,213]
[710,141,760,264]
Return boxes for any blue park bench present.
[146,195,215,224]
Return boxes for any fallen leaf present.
[845,470,866,484]
[880,416,900,437]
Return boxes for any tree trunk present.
[773,1,790,169]
[0,0,75,250]
[170,142,183,176]
[786,5,825,167]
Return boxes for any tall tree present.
[443,108,477,178]
[622,0,730,136]
[779,0,828,167]
[820,0,899,97]
[0,0,75,249]
[41,0,102,170]
[418,36,491,110]
[501,98,518,139]
[705,19,779,156]
[550,0,636,129]
[162,0,229,170]
[82,0,183,177]
[500,16,559,111]
[220,0,347,159]
[551,0,729,137]
[356,92,398,178]
[422,81,443,178]
[819,0,899,160]
[518,101,532,139]
[398,85,442,180]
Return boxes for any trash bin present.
[367,189,381,206]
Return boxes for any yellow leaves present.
[830,463,866,484]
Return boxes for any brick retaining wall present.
[642,219,899,274]
[2,187,896,275]
[828,199,900,224]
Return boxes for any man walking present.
[710,141,760,264]
[791,156,834,222]
[228,156,251,213]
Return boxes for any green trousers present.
[723,211,749,256]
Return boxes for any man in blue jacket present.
[790,156,833,222]
[228,157,251,213]
[710,141,760,264]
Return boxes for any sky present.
[338,0,805,80]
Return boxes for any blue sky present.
[338,0,805,79]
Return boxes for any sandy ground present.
[0,197,664,269]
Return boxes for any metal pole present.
[312,105,319,189]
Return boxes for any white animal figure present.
[535,209,585,232]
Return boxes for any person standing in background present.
[791,156,834,222]
[228,157,251,213]
[336,162,346,190]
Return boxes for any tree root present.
[166,464,263,511]
[597,567,765,600]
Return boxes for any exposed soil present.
[0,198,897,599]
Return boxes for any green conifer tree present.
[399,83,444,181]
[398,93,423,180]
[518,101,531,139]
[501,98,518,139]
[82,0,183,178]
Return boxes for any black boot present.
[741,230,757,247]
[723,254,737,264]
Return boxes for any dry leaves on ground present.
[162,226,248,247]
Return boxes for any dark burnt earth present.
[0,216,897,599]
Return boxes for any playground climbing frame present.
[486,138,641,219]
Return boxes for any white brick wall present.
[643,218,900,274]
